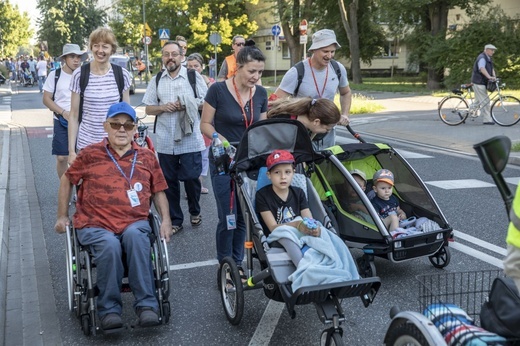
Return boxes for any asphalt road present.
[6,83,520,345]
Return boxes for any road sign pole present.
[274,35,278,85]
[142,0,149,85]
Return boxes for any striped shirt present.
[70,67,131,150]
[142,67,207,155]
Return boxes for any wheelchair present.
[65,212,171,336]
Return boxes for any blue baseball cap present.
[106,102,137,122]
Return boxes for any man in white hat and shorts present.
[42,43,88,178]
[273,29,352,149]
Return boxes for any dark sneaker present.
[137,307,159,327]
[100,313,123,330]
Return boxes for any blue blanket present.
[267,221,360,292]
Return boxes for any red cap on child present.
[266,150,295,170]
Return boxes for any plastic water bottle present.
[212,133,226,175]
[223,141,237,170]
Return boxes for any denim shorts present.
[52,118,68,156]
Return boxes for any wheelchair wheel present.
[320,327,345,346]
[385,322,428,346]
[428,245,450,268]
[219,257,244,325]
[81,314,91,336]
[65,226,75,312]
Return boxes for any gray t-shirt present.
[278,59,348,100]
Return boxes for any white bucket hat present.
[308,29,341,51]
[59,44,88,61]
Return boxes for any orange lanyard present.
[308,58,328,98]
[232,77,254,128]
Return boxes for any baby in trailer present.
[255,150,359,291]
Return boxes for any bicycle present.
[437,79,520,126]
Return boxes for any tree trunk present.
[338,0,362,84]
[426,2,449,90]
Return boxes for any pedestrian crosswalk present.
[0,97,11,123]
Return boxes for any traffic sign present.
[144,23,152,37]
[209,32,222,45]
[300,35,308,44]
[271,25,281,37]
[300,19,308,35]
[159,29,170,40]
[143,36,152,45]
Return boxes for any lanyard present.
[308,58,329,98]
[105,147,138,189]
[232,77,254,128]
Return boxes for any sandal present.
[201,187,209,194]
[237,266,247,284]
[190,214,202,226]
[172,225,183,235]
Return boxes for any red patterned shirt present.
[67,139,168,234]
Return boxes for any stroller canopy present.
[233,119,322,172]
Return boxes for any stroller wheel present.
[356,256,376,278]
[81,314,91,336]
[384,322,428,346]
[219,257,244,325]
[428,245,450,269]
[320,327,344,346]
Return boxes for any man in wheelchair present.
[54,102,172,330]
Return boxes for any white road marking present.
[426,179,495,189]
[453,230,507,256]
[450,242,504,269]
[169,259,218,271]
[248,301,285,346]
[395,149,433,159]
[505,177,520,185]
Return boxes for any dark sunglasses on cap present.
[108,121,136,131]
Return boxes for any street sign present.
[144,23,152,37]
[209,32,222,45]
[143,36,152,45]
[300,19,308,35]
[271,25,281,37]
[300,35,308,44]
[159,29,170,40]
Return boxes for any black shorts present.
[52,118,68,156]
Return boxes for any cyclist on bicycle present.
[470,44,497,125]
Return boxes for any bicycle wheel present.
[491,95,520,126]
[438,96,469,125]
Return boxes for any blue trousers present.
[209,160,246,265]
[158,152,202,227]
[76,220,158,318]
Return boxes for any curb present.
[0,125,10,344]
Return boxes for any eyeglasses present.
[234,43,245,47]
[108,122,136,131]
[162,52,182,58]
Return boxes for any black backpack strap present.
[78,63,91,124]
[330,59,342,82]
[52,68,61,101]
[111,63,124,101]
[187,68,197,98]
[293,61,304,96]
[155,70,163,103]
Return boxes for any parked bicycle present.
[438,79,520,126]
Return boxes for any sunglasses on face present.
[235,42,245,47]
[108,121,136,131]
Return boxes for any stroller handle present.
[346,125,366,143]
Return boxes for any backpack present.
[152,68,197,132]
[480,276,520,338]
[52,68,69,128]
[293,59,342,96]
[78,63,124,124]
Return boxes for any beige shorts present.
[503,244,520,291]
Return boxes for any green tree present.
[109,0,258,65]
[379,0,490,90]
[37,0,106,57]
[439,6,520,89]
[0,0,33,57]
